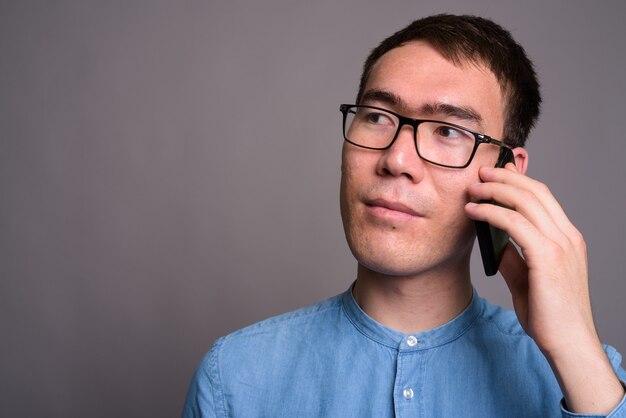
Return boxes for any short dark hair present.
[356,14,541,148]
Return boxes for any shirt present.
[182,286,626,417]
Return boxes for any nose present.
[375,124,425,183]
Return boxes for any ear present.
[511,147,528,175]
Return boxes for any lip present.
[365,198,423,219]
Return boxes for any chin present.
[357,247,472,278]
[345,231,431,276]
[359,258,430,277]
[346,224,475,278]
[356,248,445,277]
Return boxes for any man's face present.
[340,40,506,276]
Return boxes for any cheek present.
[340,153,362,225]
[431,170,477,229]
[473,146,501,170]
[340,147,373,205]
[435,169,476,204]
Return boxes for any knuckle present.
[531,180,551,196]
[504,209,525,226]
[538,182,551,196]
[544,240,565,260]
[520,189,539,206]
[570,229,587,251]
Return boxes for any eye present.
[432,124,473,141]
[436,125,462,138]
[360,109,395,126]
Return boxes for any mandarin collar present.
[341,283,484,351]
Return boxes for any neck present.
[352,262,473,334]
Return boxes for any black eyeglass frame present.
[340,104,511,169]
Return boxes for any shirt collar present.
[341,283,483,351]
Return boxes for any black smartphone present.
[474,147,515,276]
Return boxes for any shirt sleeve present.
[181,338,226,418]
[560,345,626,418]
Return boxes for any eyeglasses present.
[339,104,510,169]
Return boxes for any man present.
[183,14,625,417]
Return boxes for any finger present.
[477,166,578,238]
[465,201,555,265]
[504,162,517,172]
[467,181,567,246]
[478,166,574,233]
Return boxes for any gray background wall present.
[1,1,624,417]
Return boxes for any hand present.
[464,163,624,414]
[465,163,591,353]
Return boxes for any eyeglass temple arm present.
[480,136,510,149]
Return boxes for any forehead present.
[364,41,505,136]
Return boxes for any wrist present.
[544,340,624,414]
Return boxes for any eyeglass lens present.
[343,105,477,167]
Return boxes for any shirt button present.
[403,387,414,400]
[406,335,418,347]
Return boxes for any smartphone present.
[474,147,515,276]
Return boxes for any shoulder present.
[204,292,347,369]
[221,292,345,343]
[475,296,527,337]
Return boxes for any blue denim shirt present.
[183,287,626,417]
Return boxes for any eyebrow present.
[421,102,483,125]
[360,90,409,110]
[360,89,485,130]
